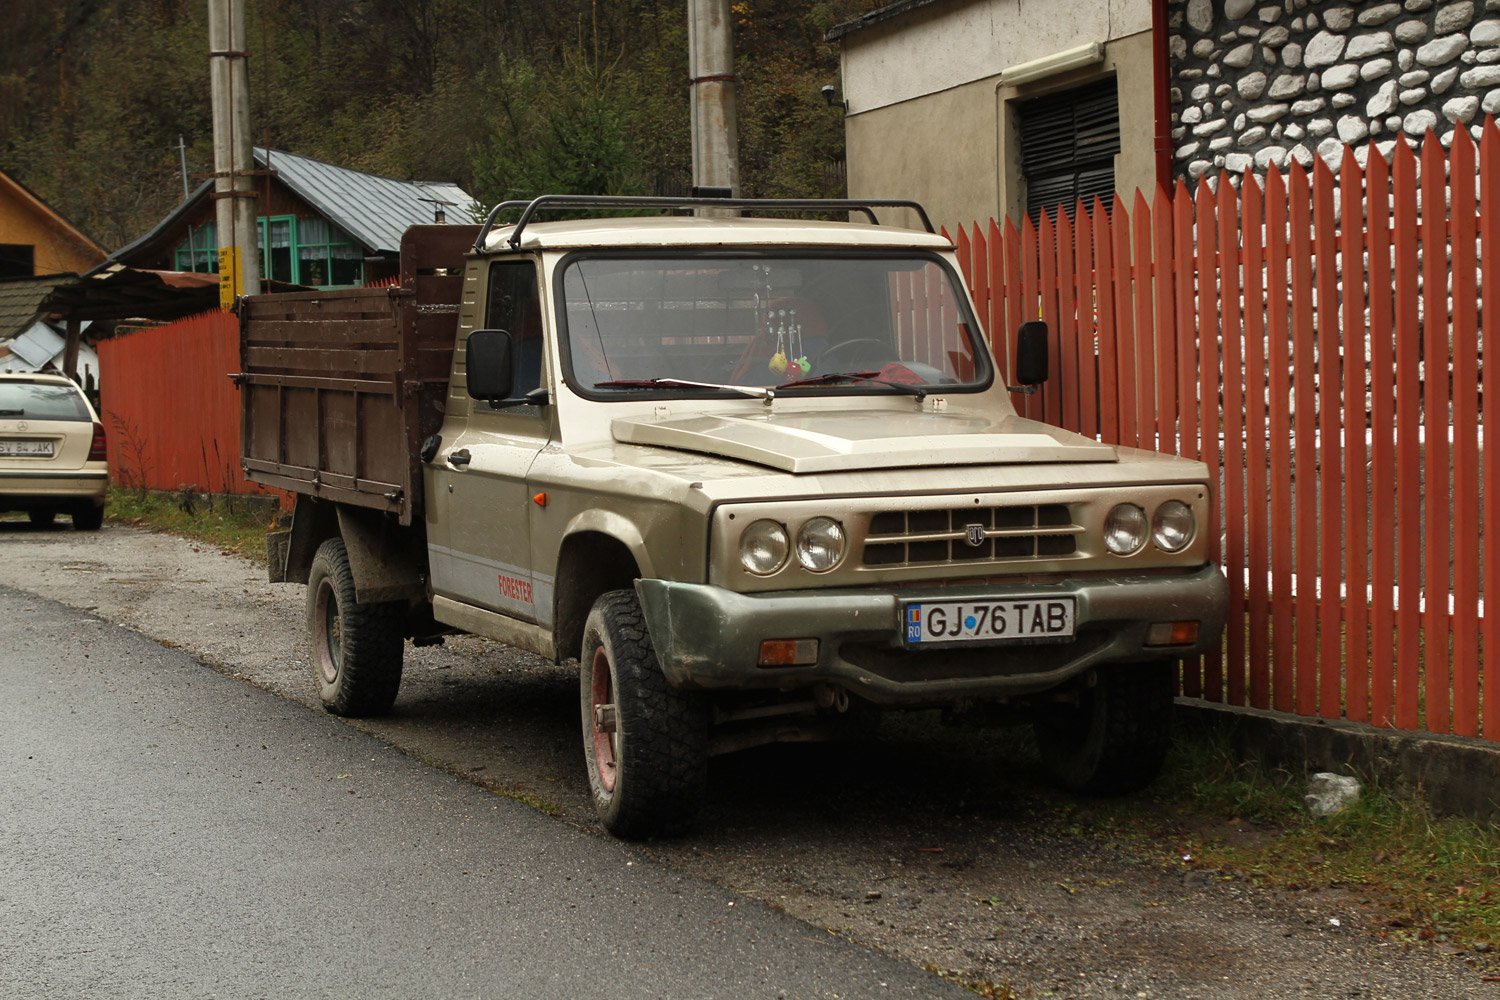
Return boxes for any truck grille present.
[861,503,1080,567]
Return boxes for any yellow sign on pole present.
[218,245,242,309]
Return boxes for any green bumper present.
[635,565,1230,705]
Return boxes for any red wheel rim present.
[589,646,617,793]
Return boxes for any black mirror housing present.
[1013,320,1049,387]
[466,330,514,401]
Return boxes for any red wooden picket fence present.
[949,121,1500,741]
[98,309,283,500]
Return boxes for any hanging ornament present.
[785,359,804,378]
[794,356,811,375]
[769,352,788,374]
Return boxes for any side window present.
[485,261,543,397]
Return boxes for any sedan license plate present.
[904,597,1075,646]
[0,439,53,458]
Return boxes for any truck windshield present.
[559,252,991,398]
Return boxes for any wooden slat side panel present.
[1340,147,1371,725]
[1420,133,1454,734]
[1312,158,1344,721]
[1241,174,1272,711]
[1195,178,1223,702]
[1392,139,1422,732]
[1217,176,1246,707]
[1451,127,1481,739]
[1287,163,1318,718]
[1367,147,1397,728]
[1265,166,1295,715]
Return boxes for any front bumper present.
[636,565,1230,704]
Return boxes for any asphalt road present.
[0,584,966,1000]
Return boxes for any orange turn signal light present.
[1145,621,1200,646]
[757,638,819,667]
[532,492,548,507]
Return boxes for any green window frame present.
[295,218,363,288]
[258,215,297,285]
[174,223,218,273]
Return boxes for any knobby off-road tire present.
[1033,660,1175,796]
[307,537,404,716]
[71,504,103,531]
[581,589,709,839]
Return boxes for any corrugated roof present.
[0,274,76,341]
[256,147,478,253]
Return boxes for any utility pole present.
[687,0,740,204]
[208,0,260,306]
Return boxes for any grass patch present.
[105,486,281,565]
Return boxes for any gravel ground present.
[4,520,1498,999]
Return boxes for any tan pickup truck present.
[240,196,1228,838]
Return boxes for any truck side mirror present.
[1008,320,1049,394]
[466,330,514,401]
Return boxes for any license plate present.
[904,597,1076,645]
[0,439,53,458]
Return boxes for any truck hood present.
[611,406,1118,474]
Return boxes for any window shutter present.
[1017,78,1121,223]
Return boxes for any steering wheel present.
[816,338,891,371]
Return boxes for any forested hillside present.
[0,0,879,252]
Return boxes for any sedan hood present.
[611,406,1117,474]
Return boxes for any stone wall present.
[1170,0,1500,181]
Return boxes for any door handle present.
[448,448,471,469]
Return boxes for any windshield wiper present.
[777,370,927,401]
[0,409,23,416]
[593,378,770,400]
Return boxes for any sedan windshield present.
[559,253,991,398]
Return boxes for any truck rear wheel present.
[580,590,709,839]
[1033,660,1174,796]
[308,537,404,716]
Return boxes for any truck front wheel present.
[580,590,709,839]
[1033,660,1174,796]
[307,537,404,716]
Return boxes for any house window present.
[1017,78,1121,223]
[296,218,362,288]
[258,216,296,284]
[174,224,218,273]
[0,244,34,278]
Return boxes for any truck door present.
[427,259,551,624]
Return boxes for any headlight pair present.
[739,517,846,575]
[1104,500,1196,556]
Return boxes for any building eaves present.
[0,170,110,260]
[0,273,77,341]
[825,0,943,41]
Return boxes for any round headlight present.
[795,517,846,572]
[1152,500,1196,553]
[1103,503,1148,555]
[740,519,789,575]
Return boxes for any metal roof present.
[256,147,479,253]
[109,148,479,263]
[0,274,75,341]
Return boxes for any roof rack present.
[471,194,936,253]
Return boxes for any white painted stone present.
[1293,17,1305,31]
[1249,102,1292,122]
[1188,0,1214,33]
[1235,111,1248,128]
[1332,91,1358,106]
[1481,48,1500,61]
[1464,49,1481,62]
[1399,48,1417,69]
[1321,6,1355,31]
[1271,123,1285,140]
[1400,86,1427,103]
[1227,0,1257,17]
[1194,38,1218,57]
[1176,142,1203,160]
[1435,1,1477,33]
[1293,96,1329,113]
[1189,159,1215,180]
[1399,68,1431,85]
[1211,135,1235,151]
[1309,117,1336,135]
[1358,3,1403,25]
[1195,118,1230,136]
[1192,83,1211,100]
[1463,64,1500,85]
[1387,114,1404,129]
[1219,84,1235,95]
[1255,145,1291,169]
[1261,5,1282,22]
[1370,118,1384,134]
[1182,105,1205,124]
[1170,35,1189,60]
[1304,30,1348,66]
[1403,107,1439,134]
[1289,143,1316,166]
[1405,0,1434,10]
[1238,71,1270,98]
[1284,41,1306,66]
[1225,152,1255,172]
[1318,136,1347,168]
[1172,126,1188,141]
[1394,18,1430,43]
[1367,79,1400,115]
[1307,12,1320,30]
[1444,95,1482,121]
[1223,98,1236,110]
[1416,33,1469,64]
[1223,30,1245,42]
[1321,63,1361,87]
[1262,25,1292,46]
[1286,122,1307,138]
[1264,45,1280,63]
[1306,773,1362,818]
[1483,87,1500,112]
[1347,31,1396,59]
[1240,25,1264,37]
[1225,42,1258,67]
[1473,19,1500,43]
[1432,65,1462,91]
[1362,57,1395,79]
[1208,63,1224,77]
[1268,72,1308,97]
[1179,68,1205,80]
[1337,113,1371,141]
[1240,125,1269,144]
